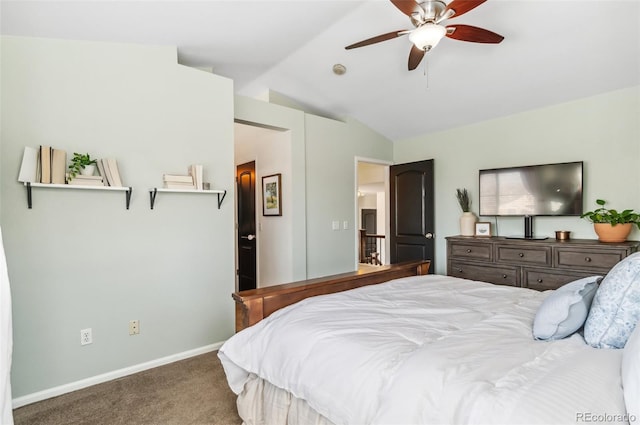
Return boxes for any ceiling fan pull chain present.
[424,57,430,89]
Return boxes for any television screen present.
[479,161,583,216]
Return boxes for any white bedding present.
[219,275,629,425]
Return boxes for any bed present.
[219,258,640,425]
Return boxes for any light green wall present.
[1,36,236,397]
[394,86,640,274]
[305,115,393,278]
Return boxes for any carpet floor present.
[12,351,242,425]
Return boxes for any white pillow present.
[623,323,640,424]
[533,276,601,341]
[585,252,640,349]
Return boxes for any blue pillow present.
[533,276,601,341]
[585,252,640,349]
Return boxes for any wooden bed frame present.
[233,260,431,332]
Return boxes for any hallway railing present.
[359,229,385,265]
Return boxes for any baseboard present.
[12,341,225,409]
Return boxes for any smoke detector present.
[332,64,347,75]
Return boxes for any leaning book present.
[106,158,123,187]
[18,146,39,183]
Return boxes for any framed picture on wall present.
[475,222,491,237]
[262,173,282,216]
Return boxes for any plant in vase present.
[68,152,98,181]
[456,188,478,236]
[580,199,640,242]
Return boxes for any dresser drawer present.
[496,244,551,266]
[554,247,628,272]
[449,261,518,287]
[449,242,492,261]
[522,268,596,291]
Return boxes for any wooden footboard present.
[233,260,431,332]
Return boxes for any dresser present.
[446,236,639,290]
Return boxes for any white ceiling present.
[2,0,639,141]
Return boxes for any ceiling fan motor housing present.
[411,1,447,26]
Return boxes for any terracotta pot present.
[594,223,633,243]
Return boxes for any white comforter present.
[219,275,628,425]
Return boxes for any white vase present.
[460,212,478,236]
[81,164,96,176]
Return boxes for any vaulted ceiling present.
[2,0,639,141]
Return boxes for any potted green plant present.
[456,188,471,212]
[68,152,98,181]
[456,188,477,236]
[580,199,640,242]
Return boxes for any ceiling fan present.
[345,0,504,71]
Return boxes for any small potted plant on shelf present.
[456,188,477,236]
[580,199,640,242]
[68,152,98,181]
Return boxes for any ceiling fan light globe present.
[409,23,446,50]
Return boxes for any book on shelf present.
[163,174,194,184]
[95,160,110,186]
[106,158,123,187]
[51,148,67,184]
[67,175,105,186]
[69,174,103,181]
[18,146,39,183]
[164,182,196,190]
[98,159,115,186]
[188,164,203,190]
[39,145,52,184]
[97,158,123,187]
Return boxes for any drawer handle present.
[519,253,524,258]
[584,257,592,262]
[537,278,543,283]
[457,268,463,273]
[466,249,472,253]
[502,274,508,279]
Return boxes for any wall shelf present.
[24,182,133,209]
[148,188,227,210]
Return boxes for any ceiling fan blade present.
[390,0,422,17]
[345,30,407,50]
[442,0,487,19]
[446,24,504,43]
[408,45,425,70]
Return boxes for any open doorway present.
[356,160,390,271]
[234,122,294,289]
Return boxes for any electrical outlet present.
[80,328,92,346]
[129,320,140,336]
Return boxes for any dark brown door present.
[362,209,377,259]
[237,161,256,291]
[361,209,377,235]
[389,159,434,272]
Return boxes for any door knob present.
[425,233,434,239]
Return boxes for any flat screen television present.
[479,161,583,217]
